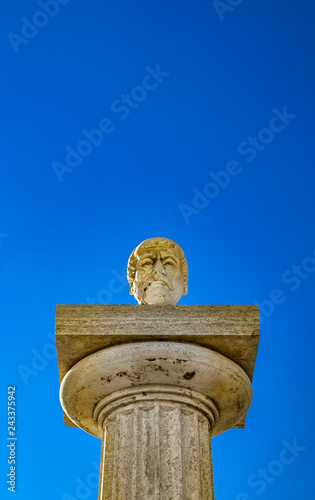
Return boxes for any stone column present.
[95,386,217,500]
[59,338,255,500]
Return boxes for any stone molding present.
[56,305,260,500]
[60,341,252,438]
[94,385,219,433]
[56,304,259,429]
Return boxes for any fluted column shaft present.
[97,390,215,500]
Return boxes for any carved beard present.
[134,276,173,304]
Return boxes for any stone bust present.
[127,237,188,305]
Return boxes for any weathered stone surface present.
[56,305,259,377]
[99,400,214,500]
[60,342,252,438]
[60,340,253,499]
[56,304,259,428]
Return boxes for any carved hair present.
[127,237,188,292]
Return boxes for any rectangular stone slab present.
[55,304,260,428]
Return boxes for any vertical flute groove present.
[155,403,160,500]
[100,400,215,500]
[196,412,203,499]
[179,409,184,499]
[130,405,137,500]
[112,414,119,500]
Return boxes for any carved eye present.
[141,259,153,267]
[164,260,175,267]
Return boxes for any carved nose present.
[153,260,166,275]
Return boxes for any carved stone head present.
[127,237,188,304]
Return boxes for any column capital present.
[93,384,220,432]
[56,304,259,429]
[60,341,252,438]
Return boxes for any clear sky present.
[1,1,314,499]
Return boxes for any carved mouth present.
[150,280,172,291]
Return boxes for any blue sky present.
[1,0,314,498]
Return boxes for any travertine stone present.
[99,399,214,500]
[56,305,259,379]
[60,342,252,438]
[56,304,259,428]
[60,340,252,500]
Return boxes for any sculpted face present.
[127,238,188,305]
